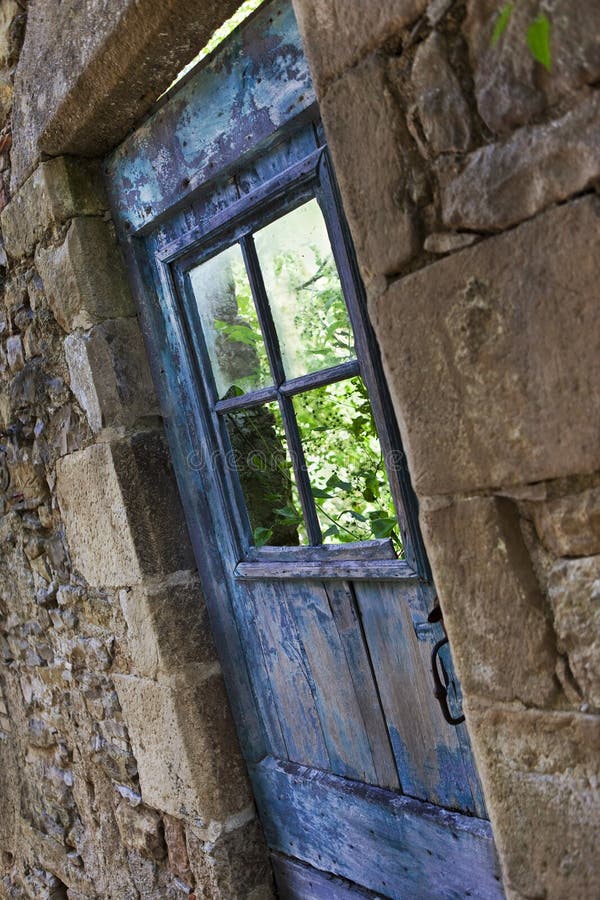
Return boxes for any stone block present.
[64,318,156,432]
[467,704,600,900]
[411,31,471,154]
[10,0,243,188]
[421,495,559,706]
[372,197,600,495]
[163,814,193,884]
[441,92,600,232]
[0,158,106,259]
[114,800,166,860]
[119,574,219,680]
[532,487,600,558]
[113,673,252,832]
[548,556,600,709]
[56,432,194,587]
[293,0,427,96]
[320,56,420,285]
[465,0,600,135]
[186,817,274,900]
[35,217,134,333]
[0,0,20,69]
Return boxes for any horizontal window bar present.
[279,359,360,397]
[235,559,418,582]
[215,385,278,414]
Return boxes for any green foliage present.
[491,3,514,46]
[526,13,552,71]
[490,3,552,71]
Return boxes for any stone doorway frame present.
[2,1,599,898]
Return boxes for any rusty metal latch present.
[428,602,465,726]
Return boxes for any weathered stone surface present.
[465,0,600,134]
[321,56,421,285]
[10,0,244,189]
[113,673,252,831]
[532,487,600,558]
[548,556,600,709]
[64,317,156,432]
[114,800,166,861]
[0,158,106,259]
[187,817,274,900]
[441,91,600,231]
[412,31,472,154]
[423,231,479,254]
[119,574,219,681]
[163,814,193,885]
[467,704,600,900]
[372,197,600,494]
[293,0,427,96]
[35,217,134,333]
[56,432,194,587]
[421,495,559,706]
[0,1,20,70]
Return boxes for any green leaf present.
[371,517,398,539]
[491,3,514,47]
[275,505,303,524]
[253,527,273,547]
[526,13,552,71]
[322,524,340,538]
[312,486,333,499]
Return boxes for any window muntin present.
[185,195,402,552]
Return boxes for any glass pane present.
[224,402,307,546]
[189,244,271,401]
[293,377,402,550]
[254,198,355,379]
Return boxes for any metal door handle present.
[428,601,465,726]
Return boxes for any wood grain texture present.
[271,853,384,899]
[252,757,503,900]
[354,581,485,814]
[106,0,316,233]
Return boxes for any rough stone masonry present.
[0,1,598,899]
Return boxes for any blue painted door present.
[106,3,502,897]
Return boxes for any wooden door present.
[106,2,502,896]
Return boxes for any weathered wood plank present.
[286,581,381,783]
[324,582,399,790]
[271,853,384,899]
[251,757,503,900]
[106,0,316,233]
[354,581,482,814]
[246,580,330,769]
[246,539,397,563]
[235,560,419,580]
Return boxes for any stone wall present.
[0,0,598,899]
[0,2,273,898]
[293,1,600,898]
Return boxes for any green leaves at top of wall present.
[491,3,553,72]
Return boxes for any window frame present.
[163,147,428,576]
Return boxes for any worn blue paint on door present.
[106,3,503,897]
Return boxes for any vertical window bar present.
[241,234,322,545]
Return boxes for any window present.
[178,154,405,554]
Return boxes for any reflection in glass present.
[254,199,355,379]
[224,402,307,546]
[293,377,401,550]
[189,244,271,400]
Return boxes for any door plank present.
[246,580,331,769]
[252,757,503,900]
[354,581,481,814]
[287,581,382,784]
[271,853,384,899]
[324,582,399,790]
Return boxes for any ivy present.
[526,13,552,71]
[490,3,552,71]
